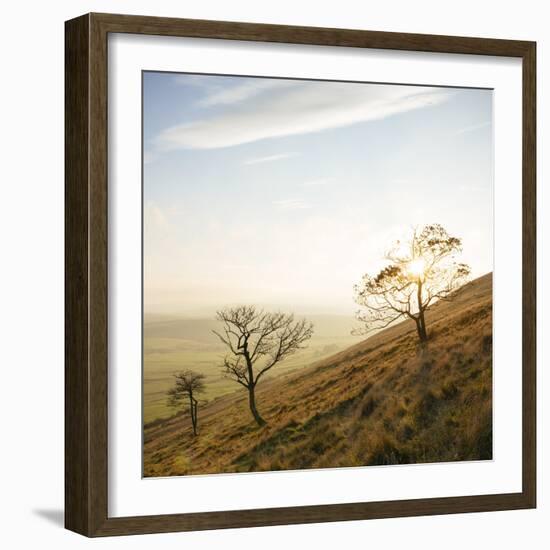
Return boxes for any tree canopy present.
[213,305,313,425]
[354,224,470,342]
[167,370,206,435]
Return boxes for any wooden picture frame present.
[65,12,536,537]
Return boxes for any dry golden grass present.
[144,273,493,477]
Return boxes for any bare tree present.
[354,224,471,343]
[167,370,206,436]
[213,306,314,426]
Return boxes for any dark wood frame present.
[65,12,536,537]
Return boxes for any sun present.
[406,258,426,279]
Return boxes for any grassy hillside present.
[143,315,358,423]
[144,273,492,476]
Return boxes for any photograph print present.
[142,72,493,477]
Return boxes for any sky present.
[143,72,493,317]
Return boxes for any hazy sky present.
[143,72,493,316]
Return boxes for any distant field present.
[144,314,359,423]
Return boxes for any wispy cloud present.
[243,152,299,166]
[172,74,296,108]
[273,199,312,210]
[154,82,452,151]
[303,178,331,187]
[198,79,295,107]
[173,74,215,87]
[455,120,491,135]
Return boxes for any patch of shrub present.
[440,381,459,400]
[474,417,493,459]
[399,424,415,442]
[414,391,440,428]
[367,436,409,465]
[360,397,378,418]
[445,417,459,429]
[482,334,492,354]
[421,359,434,372]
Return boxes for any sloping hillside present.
[144,273,492,476]
[143,314,358,423]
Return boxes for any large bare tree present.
[213,306,314,426]
[354,224,470,343]
[167,370,206,436]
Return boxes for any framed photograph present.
[65,13,536,537]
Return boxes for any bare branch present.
[354,224,470,341]
[213,305,314,425]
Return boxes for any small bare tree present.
[354,224,470,343]
[213,306,314,426]
[167,370,206,436]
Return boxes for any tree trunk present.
[415,316,428,343]
[242,346,266,426]
[193,399,199,435]
[189,394,198,435]
[416,279,428,343]
[248,385,266,426]
[418,307,428,342]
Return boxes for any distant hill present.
[144,314,357,341]
[144,273,493,476]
